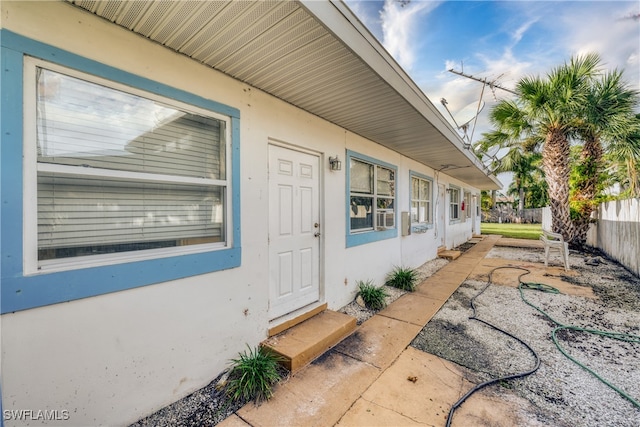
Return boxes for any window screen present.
[349,157,395,232]
[411,176,432,224]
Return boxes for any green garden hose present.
[518,280,640,408]
[446,266,640,427]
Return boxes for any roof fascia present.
[298,0,494,183]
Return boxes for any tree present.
[479,143,544,220]
[571,71,639,244]
[604,114,640,198]
[505,155,548,210]
[481,54,638,245]
[524,170,549,208]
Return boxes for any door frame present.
[436,183,446,248]
[267,140,325,322]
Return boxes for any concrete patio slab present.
[378,293,445,327]
[235,350,379,427]
[355,347,473,425]
[415,278,465,300]
[335,398,423,426]
[333,315,422,370]
[470,257,592,298]
[342,347,543,427]
[219,414,251,427]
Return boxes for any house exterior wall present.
[0,2,479,425]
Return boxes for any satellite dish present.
[484,145,500,158]
[452,100,485,148]
[453,101,485,130]
[440,98,486,148]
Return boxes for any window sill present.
[346,227,397,248]
[411,224,432,234]
[2,246,241,313]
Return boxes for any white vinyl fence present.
[541,199,639,277]
[586,198,640,277]
[541,207,552,232]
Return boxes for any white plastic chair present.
[540,229,570,271]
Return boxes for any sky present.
[343,0,640,168]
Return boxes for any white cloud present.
[431,38,536,146]
[559,3,640,89]
[348,0,639,145]
[511,18,538,46]
[380,0,440,71]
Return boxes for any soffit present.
[66,0,500,190]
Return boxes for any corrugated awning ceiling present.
[67,0,500,190]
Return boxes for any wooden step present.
[438,249,462,260]
[262,310,356,372]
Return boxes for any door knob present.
[314,232,321,237]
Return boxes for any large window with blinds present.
[27,59,231,271]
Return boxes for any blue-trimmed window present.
[1,31,241,313]
[346,151,397,247]
[449,186,461,222]
[28,58,232,273]
[410,172,433,230]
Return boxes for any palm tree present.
[525,170,549,208]
[605,114,640,198]
[482,54,602,242]
[480,144,543,221]
[571,71,639,244]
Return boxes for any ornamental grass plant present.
[385,265,419,291]
[226,345,284,404]
[357,279,389,310]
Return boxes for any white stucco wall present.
[0,2,480,425]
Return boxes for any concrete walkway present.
[220,235,511,427]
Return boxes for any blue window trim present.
[1,30,241,313]
[409,171,434,232]
[345,150,398,247]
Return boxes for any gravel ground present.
[131,372,247,427]
[132,243,639,426]
[338,257,450,324]
[412,245,640,427]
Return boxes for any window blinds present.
[35,67,226,259]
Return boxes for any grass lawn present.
[480,222,542,240]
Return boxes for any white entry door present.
[268,144,320,320]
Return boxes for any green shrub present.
[226,345,283,404]
[385,266,419,291]
[358,279,388,310]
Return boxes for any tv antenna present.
[441,65,516,152]
[448,68,517,96]
[440,98,485,149]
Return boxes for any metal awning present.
[67,0,501,190]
